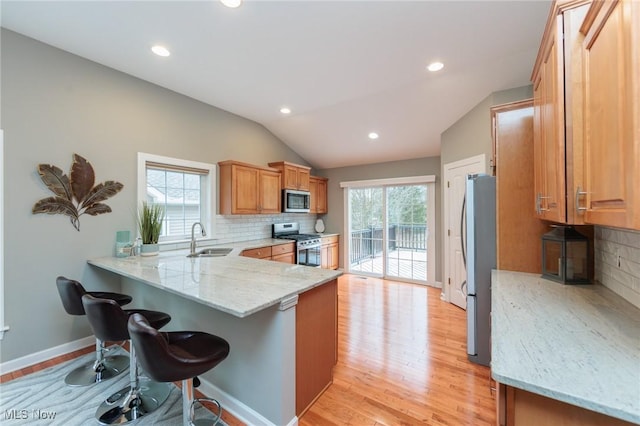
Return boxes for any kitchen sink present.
[187,247,233,258]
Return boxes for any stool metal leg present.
[182,378,223,426]
[64,339,129,387]
[95,344,171,425]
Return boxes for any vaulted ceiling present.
[1,0,550,169]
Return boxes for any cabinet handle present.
[536,193,550,214]
[575,186,588,213]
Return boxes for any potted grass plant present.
[137,202,164,256]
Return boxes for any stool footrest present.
[190,397,222,426]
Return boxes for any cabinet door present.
[259,170,282,214]
[329,243,339,270]
[283,164,300,190]
[272,252,295,264]
[233,164,260,214]
[317,179,328,214]
[582,0,639,229]
[320,245,329,269]
[297,167,311,191]
[540,17,566,223]
[309,177,318,213]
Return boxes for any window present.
[137,153,216,242]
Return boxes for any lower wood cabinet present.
[320,235,339,270]
[241,242,295,264]
[497,383,635,426]
[271,242,295,264]
[241,246,272,260]
[296,279,337,416]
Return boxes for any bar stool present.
[56,276,132,386]
[128,313,230,426]
[81,294,172,425]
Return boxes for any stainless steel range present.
[272,222,321,267]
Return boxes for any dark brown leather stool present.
[82,294,172,425]
[128,313,230,426]
[56,276,132,386]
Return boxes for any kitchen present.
[1,1,639,426]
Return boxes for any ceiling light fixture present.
[368,132,379,140]
[151,45,171,57]
[427,61,444,72]
[280,107,291,115]
[220,0,242,8]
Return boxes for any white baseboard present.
[198,377,298,426]
[0,335,94,375]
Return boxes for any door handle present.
[460,195,466,268]
[575,186,587,213]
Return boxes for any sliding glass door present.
[386,185,427,281]
[347,180,432,284]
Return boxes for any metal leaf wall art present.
[32,154,124,231]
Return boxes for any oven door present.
[297,244,321,267]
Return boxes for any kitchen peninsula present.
[89,248,342,426]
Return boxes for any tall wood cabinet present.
[492,101,548,273]
[580,0,640,229]
[268,161,311,191]
[532,1,590,224]
[218,160,281,215]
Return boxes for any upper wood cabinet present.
[218,160,281,215]
[532,1,590,224]
[580,0,640,229]
[268,161,311,191]
[309,176,328,214]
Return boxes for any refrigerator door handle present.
[460,195,467,268]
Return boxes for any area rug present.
[0,349,225,425]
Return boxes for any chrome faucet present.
[190,222,206,255]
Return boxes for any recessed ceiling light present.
[280,107,291,115]
[221,0,242,8]
[427,61,444,72]
[151,45,170,57]
[368,132,379,140]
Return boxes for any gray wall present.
[318,156,442,281]
[440,85,533,172]
[0,29,309,362]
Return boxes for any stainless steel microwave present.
[283,189,310,213]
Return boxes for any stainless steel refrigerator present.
[464,174,496,367]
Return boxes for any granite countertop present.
[491,270,640,424]
[88,241,342,318]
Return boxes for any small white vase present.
[140,243,159,257]
[315,219,325,233]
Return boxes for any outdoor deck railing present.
[350,224,427,264]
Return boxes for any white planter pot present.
[140,243,159,257]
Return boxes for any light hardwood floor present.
[1,274,495,425]
[300,274,496,425]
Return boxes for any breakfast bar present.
[89,250,342,426]
[491,270,640,425]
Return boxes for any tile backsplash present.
[213,214,318,244]
[595,226,640,308]
[159,214,319,252]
